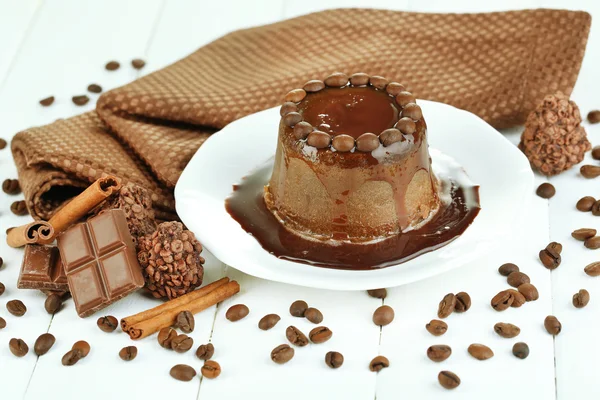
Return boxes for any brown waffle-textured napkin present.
[12,8,591,220]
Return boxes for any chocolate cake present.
[264,72,440,243]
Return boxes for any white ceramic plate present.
[175,101,533,290]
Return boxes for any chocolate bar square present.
[17,245,69,292]
[57,209,144,317]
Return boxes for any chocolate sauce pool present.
[225,158,480,270]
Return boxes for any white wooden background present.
[0,0,598,399]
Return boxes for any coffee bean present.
[356,133,380,152]
[396,91,416,106]
[373,305,394,326]
[369,75,389,90]
[539,248,561,269]
[11,200,28,215]
[350,72,370,86]
[544,315,562,335]
[72,95,90,106]
[62,349,82,366]
[494,322,520,338]
[491,290,514,311]
[7,299,27,316]
[39,96,55,106]
[367,288,387,299]
[395,117,416,134]
[325,351,344,369]
[284,89,306,103]
[158,327,177,348]
[508,289,526,308]
[2,179,20,194]
[226,304,249,321]
[286,326,309,347]
[512,342,529,359]
[593,146,600,160]
[498,263,519,276]
[0,282,5,296]
[196,343,214,360]
[507,271,530,287]
[467,343,494,360]
[581,165,600,179]
[170,364,196,381]
[171,334,193,353]
[303,80,325,93]
[536,183,555,199]
[271,344,294,364]
[572,228,597,241]
[547,241,563,254]
[280,102,297,116]
[454,292,471,312]
[324,72,349,87]
[9,338,28,357]
[0,257,3,268]
[589,110,600,123]
[119,346,137,361]
[437,293,456,318]
[201,360,221,379]
[427,345,452,362]
[87,84,102,93]
[0,138,6,149]
[175,310,195,333]
[34,333,55,356]
[258,314,280,330]
[593,201,600,216]
[380,128,403,146]
[438,371,460,389]
[72,341,90,357]
[0,317,5,329]
[386,82,406,96]
[304,307,323,324]
[584,262,600,276]
[97,315,118,332]
[585,236,600,249]
[293,121,313,140]
[307,130,332,148]
[517,283,539,301]
[131,59,146,69]
[577,196,596,211]
[369,355,389,372]
[105,61,120,71]
[426,319,448,336]
[289,300,308,317]
[44,294,63,314]
[573,289,590,308]
[309,326,332,344]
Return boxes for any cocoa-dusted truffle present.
[137,222,204,300]
[519,92,591,176]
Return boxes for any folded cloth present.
[12,8,591,220]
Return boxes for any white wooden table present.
[0,0,598,399]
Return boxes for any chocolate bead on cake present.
[264,72,440,242]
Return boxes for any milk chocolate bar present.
[17,245,69,292]
[57,209,144,318]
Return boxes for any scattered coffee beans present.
[97,315,118,332]
[201,360,221,379]
[44,293,62,314]
[105,61,120,70]
[10,200,28,216]
[289,300,308,317]
[437,293,456,318]
[468,344,494,360]
[494,322,520,338]
[286,326,309,347]
[373,305,394,326]
[491,290,514,311]
[325,351,344,369]
[509,289,526,308]
[593,201,600,216]
[593,146,600,160]
[369,355,390,372]
[589,110,600,124]
[39,96,55,106]
[0,317,6,329]
[426,319,448,336]
[498,263,519,276]
[2,179,20,194]
[309,326,332,344]
[62,349,82,366]
[584,236,600,249]
[72,95,90,106]
[427,345,452,362]
[0,282,4,296]
[226,304,249,321]
[536,183,555,199]
[170,364,196,381]
[9,338,28,357]
[119,346,137,361]
[131,59,146,69]
[581,165,600,179]
[87,84,102,93]
[271,344,294,364]
[196,343,214,360]
[34,333,55,356]
[544,315,562,335]
[171,334,193,353]
[175,310,195,333]
[518,283,539,301]
[438,371,460,389]
[507,271,530,287]
[304,307,323,324]
[572,228,597,241]
[539,247,561,270]
[577,196,596,211]
[158,327,177,348]
[72,341,90,357]
[584,262,600,276]
[512,342,529,359]
[7,299,27,316]
[258,314,280,330]
[573,289,590,308]
[367,288,387,299]
[454,292,471,312]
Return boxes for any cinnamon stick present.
[126,280,240,340]
[120,277,230,332]
[6,221,55,248]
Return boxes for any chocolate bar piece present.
[17,245,69,292]
[57,209,144,318]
